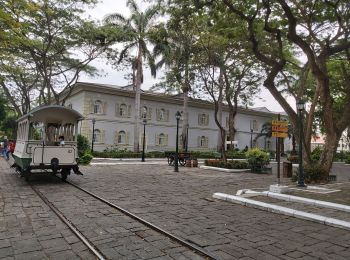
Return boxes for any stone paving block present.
[46,250,79,260]
[0,240,11,249]
[11,239,42,255]
[0,246,13,258]
[13,250,47,260]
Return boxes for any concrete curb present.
[200,166,251,173]
[213,192,350,230]
[261,191,350,212]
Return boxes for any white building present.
[63,82,288,152]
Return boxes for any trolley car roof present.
[17,105,84,124]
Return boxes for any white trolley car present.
[13,105,84,181]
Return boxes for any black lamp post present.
[297,100,306,187]
[185,123,189,152]
[174,111,181,172]
[91,118,96,153]
[141,118,147,162]
[250,129,253,149]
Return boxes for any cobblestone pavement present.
[1,158,350,259]
[0,159,96,260]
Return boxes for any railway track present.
[30,177,220,260]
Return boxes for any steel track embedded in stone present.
[31,185,107,260]
[65,179,220,260]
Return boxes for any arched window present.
[93,129,101,143]
[67,103,72,109]
[118,130,126,144]
[142,106,148,118]
[94,100,103,114]
[199,113,208,125]
[119,104,127,117]
[159,133,166,145]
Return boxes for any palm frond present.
[126,0,140,15]
[118,42,137,63]
[103,13,128,25]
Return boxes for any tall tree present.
[1,0,108,115]
[104,0,159,152]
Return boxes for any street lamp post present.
[141,118,147,162]
[297,100,306,187]
[185,123,189,152]
[91,118,96,153]
[174,111,181,172]
[250,129,253,149]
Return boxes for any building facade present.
[64,82,288,152]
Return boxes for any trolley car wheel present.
[179,158,186,166]
[61,169,69,181]
[23,169,31,182]
[168,156,175,166]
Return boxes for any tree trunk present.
[181,66,190,151]
[320,132,339,173]
[133,45,143,152]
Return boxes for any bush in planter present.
[345,155,350,164]
[226,150,246,159]
[245,148,270,172]
[79,152,93,165]
[293,164,328,183]
[77,134,90,157]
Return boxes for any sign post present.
[272,115,289,184]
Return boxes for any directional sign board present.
[272,125,288,132]
[272,120,289,138]
[272,120,288,127]
[272,132,289,138]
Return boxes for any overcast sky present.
[81,0,294,113]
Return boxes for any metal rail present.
[31,185,106,260]
[66,180,220,260]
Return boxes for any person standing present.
[2,137,8,158]
[6,140,15,160]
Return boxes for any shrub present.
[204,159,249,169]
[77,134,90,157]
[245,148,270,172]
[79,152,93,165]
[226,150,246,159]
[294,164,328,183]
[345,155,350,164]
[334,151,348,162]
[311,146,322,162]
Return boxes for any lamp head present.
[296,100,305,111]
[142,118,147,125]
[175,111,181,120]
[92,118,96,124]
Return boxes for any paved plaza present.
[0,158,350,259]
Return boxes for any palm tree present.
[104,0,159,152]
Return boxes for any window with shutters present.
[93,129,101,143]
[159,133,166,145]
[94,100,103,114]
[119,104,127,117]
[160,109,166,121]
[251,120,258,131]
[200,136,208,147]
[142,106,148,119]
[118,130,126,144]
[198,113,209,126]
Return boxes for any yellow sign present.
[272,132,288,138]
[272,126,288,132]
[272,120,288,126]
